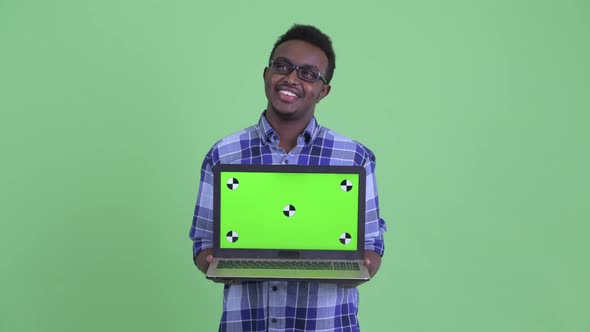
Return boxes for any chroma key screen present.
[219,170,360,251]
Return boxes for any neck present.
[265,109,313,153]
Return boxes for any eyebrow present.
[275,57,320,71]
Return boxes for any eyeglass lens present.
[271,59,322,83]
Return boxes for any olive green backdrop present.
[1,0,588,331]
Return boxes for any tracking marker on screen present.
[227,178,239,190]
[339,232,352,245]
[283,204,296,217]
[340,179,353,192]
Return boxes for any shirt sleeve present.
[189,153,215,259]
[363,152,387,256]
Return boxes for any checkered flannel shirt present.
[190,113,387,332]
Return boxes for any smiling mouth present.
[279,90,298,97]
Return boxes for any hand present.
[338,251,382,288]
[364,250,382,278]
[195,248,213,274]
[194,249,240,285]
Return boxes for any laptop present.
[206,164,370,284]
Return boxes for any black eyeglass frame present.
[268,58,327,84]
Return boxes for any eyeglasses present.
[269,58,327,84]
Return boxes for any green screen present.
[220,171,359,250]
[2,0,589,331]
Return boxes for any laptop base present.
[206,258,371,284]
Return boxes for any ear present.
[263,67,268,79]
[316,84,331,103]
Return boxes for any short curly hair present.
[269,24,336,84]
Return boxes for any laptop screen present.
[214,165,365,253]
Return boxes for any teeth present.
[279,90,297,97]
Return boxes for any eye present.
[299,68,319,81]
[273,60,292,73]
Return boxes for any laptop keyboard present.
[217,260,360,271]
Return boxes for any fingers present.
[364,251,382,277]
[196,249,214,274]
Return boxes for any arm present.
[189,154,215,274]
[363,151,387,278]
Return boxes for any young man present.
[190,24,387,332]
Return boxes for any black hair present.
[269,24,336,84]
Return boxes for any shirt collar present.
[257,111,319,147]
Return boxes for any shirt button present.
[271,318,277,323]
[272,285,278,291]
[283,159,289,164]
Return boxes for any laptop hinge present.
[278,251,300,259]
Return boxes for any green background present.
[1,0,588,331]
[220,171,359,250]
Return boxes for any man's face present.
[264,40,331,121]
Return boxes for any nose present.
[283,68,301,84]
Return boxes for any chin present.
[270,104,298,117]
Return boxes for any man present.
[190,24,387,332]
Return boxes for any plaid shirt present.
[190,113,387,332]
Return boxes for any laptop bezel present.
[212,164,366,260]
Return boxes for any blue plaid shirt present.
[190,113,387,332]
